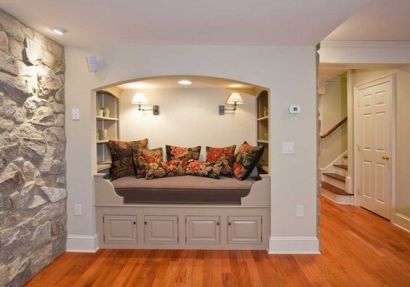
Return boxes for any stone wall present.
[0,10,66,287]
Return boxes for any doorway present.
[319,65,400,221]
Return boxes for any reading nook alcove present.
[93,76,271,250]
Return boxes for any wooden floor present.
[27,197,410,287]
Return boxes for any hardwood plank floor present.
[26,197,410,287]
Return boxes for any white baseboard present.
[391,213,410,233]
[66,234,99,253]
[268,236,320,254]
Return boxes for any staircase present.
[321,154,353,205]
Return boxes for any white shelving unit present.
[256,90,269,174]
[96,90,119,173]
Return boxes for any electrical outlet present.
[296,205,304,217]
[74,204,82,216]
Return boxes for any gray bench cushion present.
[111,176,256,204]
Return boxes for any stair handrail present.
[320,116,347,139]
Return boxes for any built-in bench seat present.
[94,173,270,250]
[112,176,256,204]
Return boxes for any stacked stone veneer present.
[0,10,66,287]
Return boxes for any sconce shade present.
[131,92,148,105]
[226,92,243,105]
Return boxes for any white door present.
[356,75,393,219]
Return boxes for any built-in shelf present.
[97,162,111,172]
[96,116,119,121]
[96,90,119,174]
[257,116,268,121]
[257,90,269,174]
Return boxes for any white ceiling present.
[0,0,369,49]
[326,0,410,41]
[117,76,258,93]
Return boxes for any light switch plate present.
[72,108,80,120]
[296,205,304,217]
[74,204,82,216]
[282,142,295,154]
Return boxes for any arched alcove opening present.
[93,75,271,175]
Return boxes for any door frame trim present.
[353,73,396,219]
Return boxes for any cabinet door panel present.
[186,216,220,245]
[144,215,178,245]
[228,216,262,245]
[104,215,137,244]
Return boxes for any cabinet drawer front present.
[144,215,178,245]
[228,216,262,245]
[186,216,220,245]
[104,215,137,244]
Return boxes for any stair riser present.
[330,168,347,177]
[322,176,346,190]
[321,167,347,178]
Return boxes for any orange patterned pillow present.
[133,147,163,178]
[233,142,264,180]
[145,160,186,180]
[186,160,222,179]
[206,145,236,177]
[165,145,201,162]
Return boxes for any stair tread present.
[333,164,348,170]
[321,181,353,196]
[323,172,346,182]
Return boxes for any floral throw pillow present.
[166,145,201,162]
[145,160,186,180]
[233,141,264,180]
[166,159,187,177]
[206,145,236,177]
[107,139,148,180]
[186,160,222,179]
[133,147,163,178]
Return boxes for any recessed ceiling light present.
[51,28,66,35]
[178,79,192,86]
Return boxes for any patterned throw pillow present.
[186,160,222,179]
[206,145,236,177]
[166,145,201,161]
[145,160,186,180]
[133,147,163,178]
[107,139,148,180]
[233,141,264,180]
[166,159,187,177]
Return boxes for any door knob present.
[382,155,390,160]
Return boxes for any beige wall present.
[353,65,410,229]
[65,45,319,252]
[319,75,347,168]
[119,88,256,155]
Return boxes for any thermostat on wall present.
[289,105,301,114]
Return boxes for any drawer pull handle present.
[144,221,147,225]
[133,221,136,225]
[216,222,220,226]
[228,222,231,226]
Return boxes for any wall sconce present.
[219,92,243,115]
[131,92,159,115]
